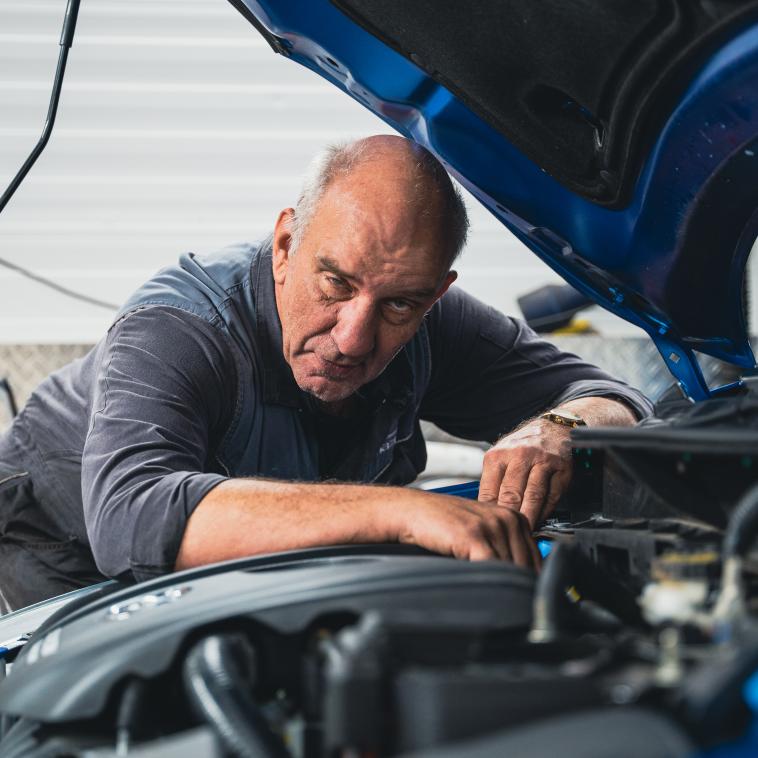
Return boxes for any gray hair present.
[288,139,469,268]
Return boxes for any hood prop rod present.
[0,0,81,216]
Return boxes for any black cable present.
[0,0,80,216]
[0,378,17,418]
[183,632,290,758]
[0,0,116,313]
[0,256,118,311]
[723,482,758,559]
[712,482,758,623]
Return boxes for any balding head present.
[271,135,462,406]
[289,135,469,270]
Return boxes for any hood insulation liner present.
[331,0,758,207]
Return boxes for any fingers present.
[403,492,541,571]
[519,464,552,529]
[450,506,534,569]
[506,508,542,570]
[497,461,531,509]
[479,418,574,526]
[522,514,543,570]
[478,454,505,502]
[469,534,509,563]
[475,513,512,562]
[503,510,532,567]
[489,506,538,570]
[480,452,573,528]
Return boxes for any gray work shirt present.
[0,239,652,603]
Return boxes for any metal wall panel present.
[0,0,754,346]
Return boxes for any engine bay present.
[1,390,758,758]
[1,1,757,755]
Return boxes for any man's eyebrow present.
[316,254,438,299]
[398,285,438,299]
[316,255,353,280]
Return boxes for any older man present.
[0,136,650,611]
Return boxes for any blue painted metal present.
[537,540,553,559]
[431,480,479,500]
[745,669,758,712]
[235,0,758,400]
[694,721,758,757]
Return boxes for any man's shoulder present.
[187,239,269,292]
[427,285,505,332]
[114,239,270,327]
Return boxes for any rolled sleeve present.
[127,471,227,581]
[81,306,236,581]
[420,288,652,443]
[549,378,653,421]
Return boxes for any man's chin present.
[299,374,360,404]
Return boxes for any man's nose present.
[331,298,377,359]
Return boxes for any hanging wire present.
[0,255,118,310]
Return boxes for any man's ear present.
[434,270,458,302]
[272,208,295,285]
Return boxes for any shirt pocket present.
[37,449,87,541]
[0,467,32,537]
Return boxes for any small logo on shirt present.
[378,431,397,454]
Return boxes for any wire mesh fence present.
[0,344,92,430]
[0,336,748,434]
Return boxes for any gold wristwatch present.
[539,409,587,428]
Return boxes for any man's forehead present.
[309,178,448,262]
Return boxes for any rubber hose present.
[723,481,758,558]
[182,632,289,758]
[531,542,576,641]
[531,542,644,641]
[116,678,147,754]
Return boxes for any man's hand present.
[478,396,637,528]
[395,494,541,569]
[479,418,572,529]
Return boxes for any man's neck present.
[309,394,360,418]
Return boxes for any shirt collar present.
[251,237,302,408]
[250,237,415,411]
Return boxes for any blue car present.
[0,1,758,756]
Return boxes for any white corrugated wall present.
[0,0,753,344]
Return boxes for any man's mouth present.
[317,356,362,380]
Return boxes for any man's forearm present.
[174,477,542,572]
[175,479,401,570]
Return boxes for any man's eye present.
[386,299,415,314]
[322,275,350,295]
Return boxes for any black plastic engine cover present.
[0,546,535,723]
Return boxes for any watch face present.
[560,412,582,423]
[543,410,586,427]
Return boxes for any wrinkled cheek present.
[288,300,334,349]
[301,326,338,355]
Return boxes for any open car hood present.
[229,0,758,400]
